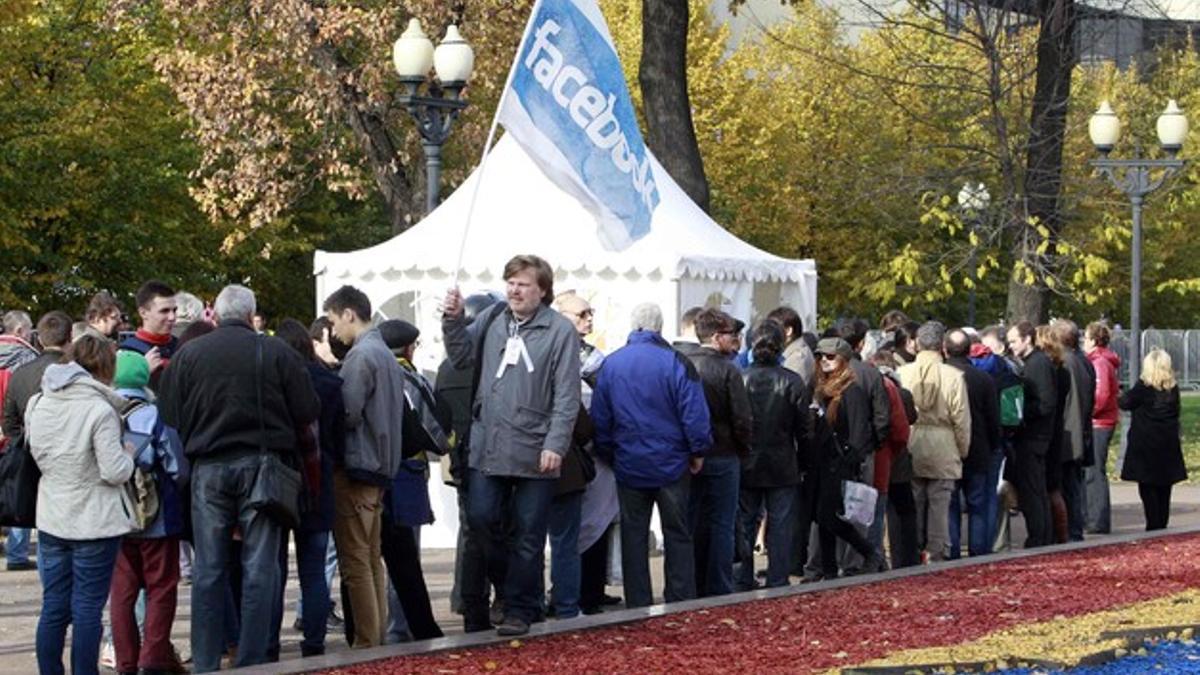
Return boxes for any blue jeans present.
[36,532,121,675]
[547,491,583,619]
[735,486,795,590]
[688,455,740,597]
[191,455,283,672]
[1084,427,1114,533]
[296,535,338,620]
[271,529,330,657]
[466,469,555,624]
[949,452,1003,558]
[7,527,31,565]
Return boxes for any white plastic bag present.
[841,480,878,528]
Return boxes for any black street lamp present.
[1088,99,1188,385]
[393,19,475,217]
[957,181,990,327]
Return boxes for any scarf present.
[816,363,856,426]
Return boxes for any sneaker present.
[100,639,116,670]
[495,617,530,637]
[326,604,344,630]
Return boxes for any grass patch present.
[1106,392,1200,483]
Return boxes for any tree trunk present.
[639,0,710,213]
[313,42,414,237]
[1007,0,1076,323]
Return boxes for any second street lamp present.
[1088,99,1188,385]
[957,182,990,327]
[393,19,475,217]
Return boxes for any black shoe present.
[6,560,34,571]
[292,616,303,632]
[496,617,530,636]
[489,600,505,627]
[601,593,622,606]
[581,605,603,616]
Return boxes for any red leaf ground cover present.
[327,534,1200,674]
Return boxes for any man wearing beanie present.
[110,350,190,675]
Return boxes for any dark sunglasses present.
[819,353,840,361]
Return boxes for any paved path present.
[0,482,1196,674]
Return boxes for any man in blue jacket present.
[590,302,711,609]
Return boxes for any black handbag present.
[247,336,302,529]
[0,425,40,527]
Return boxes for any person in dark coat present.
[809,338,886,578]
[736,321,810,590]
[1037,325,1072,544]
[1053,320,1095,542]
[270,318,341,657]
[158,285,319,671]
[1120,349,1186,531]
[435,292,509,631]
[686,309,753,598]
[1006,321,1057,548]
[944,329,1002,558]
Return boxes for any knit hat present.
[378,319,420,353]
[113,350,150,390]
[814,337,854,361]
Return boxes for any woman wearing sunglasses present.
[808,337,887,578]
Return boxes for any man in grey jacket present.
[442,254,581,637]
[323,285,407,648]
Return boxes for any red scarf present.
[135,329,172,347]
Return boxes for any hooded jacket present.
[26,363,136,540]
[1088,346,1120,429]
[898,351,971,480]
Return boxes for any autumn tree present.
[115,0,531,240]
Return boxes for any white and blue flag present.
[497,0,659,250]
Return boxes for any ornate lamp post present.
[957,182,990,327]
[393,19,475,216]
[1088,100,1188,384]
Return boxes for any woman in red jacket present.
[1083,322,1120,534]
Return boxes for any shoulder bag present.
[247,335,302,529]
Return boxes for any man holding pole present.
[442,254,581,637]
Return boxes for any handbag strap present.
[255,334,267,455]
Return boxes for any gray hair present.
[175,292,205,323]
[2,310,31,336]
[214,285,256,322]
[916,320,946,352]
[630,302,663,333]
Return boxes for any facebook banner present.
[498,0,659,250]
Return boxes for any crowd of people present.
[0,252,1187,673]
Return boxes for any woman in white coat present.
[26,335,135,675]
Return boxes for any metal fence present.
[1111,329,1200,389]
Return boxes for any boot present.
[1049,490,1068,544]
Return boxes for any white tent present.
[313,135,817,548]
[314,134,817,366]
